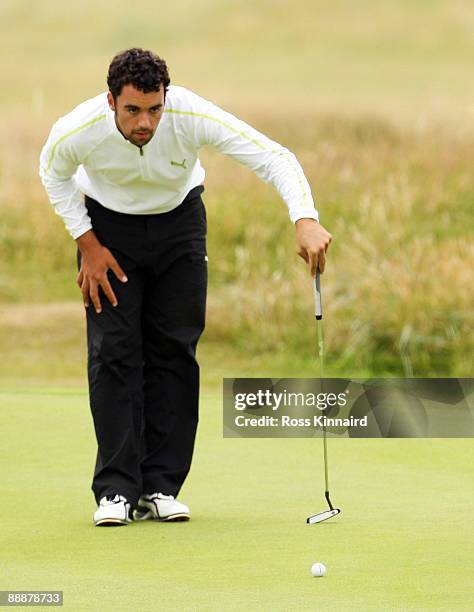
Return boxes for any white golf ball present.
[311,562,326,577]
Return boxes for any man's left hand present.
[295,218,332,276]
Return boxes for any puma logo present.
[170,159,187,169]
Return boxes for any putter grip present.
[314,269,322,320]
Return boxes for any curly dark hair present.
[107,48,170,99]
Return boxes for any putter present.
[307,267,341,525]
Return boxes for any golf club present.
[307,267,341,525]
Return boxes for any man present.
[39,48,332,527]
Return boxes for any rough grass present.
[1,1,473,122]
[0,0,472,377]
[1,113,471,376]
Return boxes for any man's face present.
[107,83,165,147]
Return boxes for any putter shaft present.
[307,266,341,524]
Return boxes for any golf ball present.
[311,562,326,577]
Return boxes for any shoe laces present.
[102,494,126,505]
[147,492,174,501]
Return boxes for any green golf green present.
[1,389,472,611]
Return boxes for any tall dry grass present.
[1,110,471,376]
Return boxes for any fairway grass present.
[1,390,472,611]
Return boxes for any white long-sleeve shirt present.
[39,85,318,239]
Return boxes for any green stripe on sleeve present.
[277,150,310,205]
[165,108,310,206]
[164,109,267,150]
[45,114,106,174]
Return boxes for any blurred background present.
[0,0,472,387]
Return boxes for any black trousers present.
[77,186,207,507]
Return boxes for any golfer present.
[39,48,332,526]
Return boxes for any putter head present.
[306,508,341,524]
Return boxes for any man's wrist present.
[76,229,101,254]
[295,217,320,227]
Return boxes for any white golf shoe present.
[93,494,132,526]
[133,492,190,522]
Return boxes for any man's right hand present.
[76,230,128,313]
